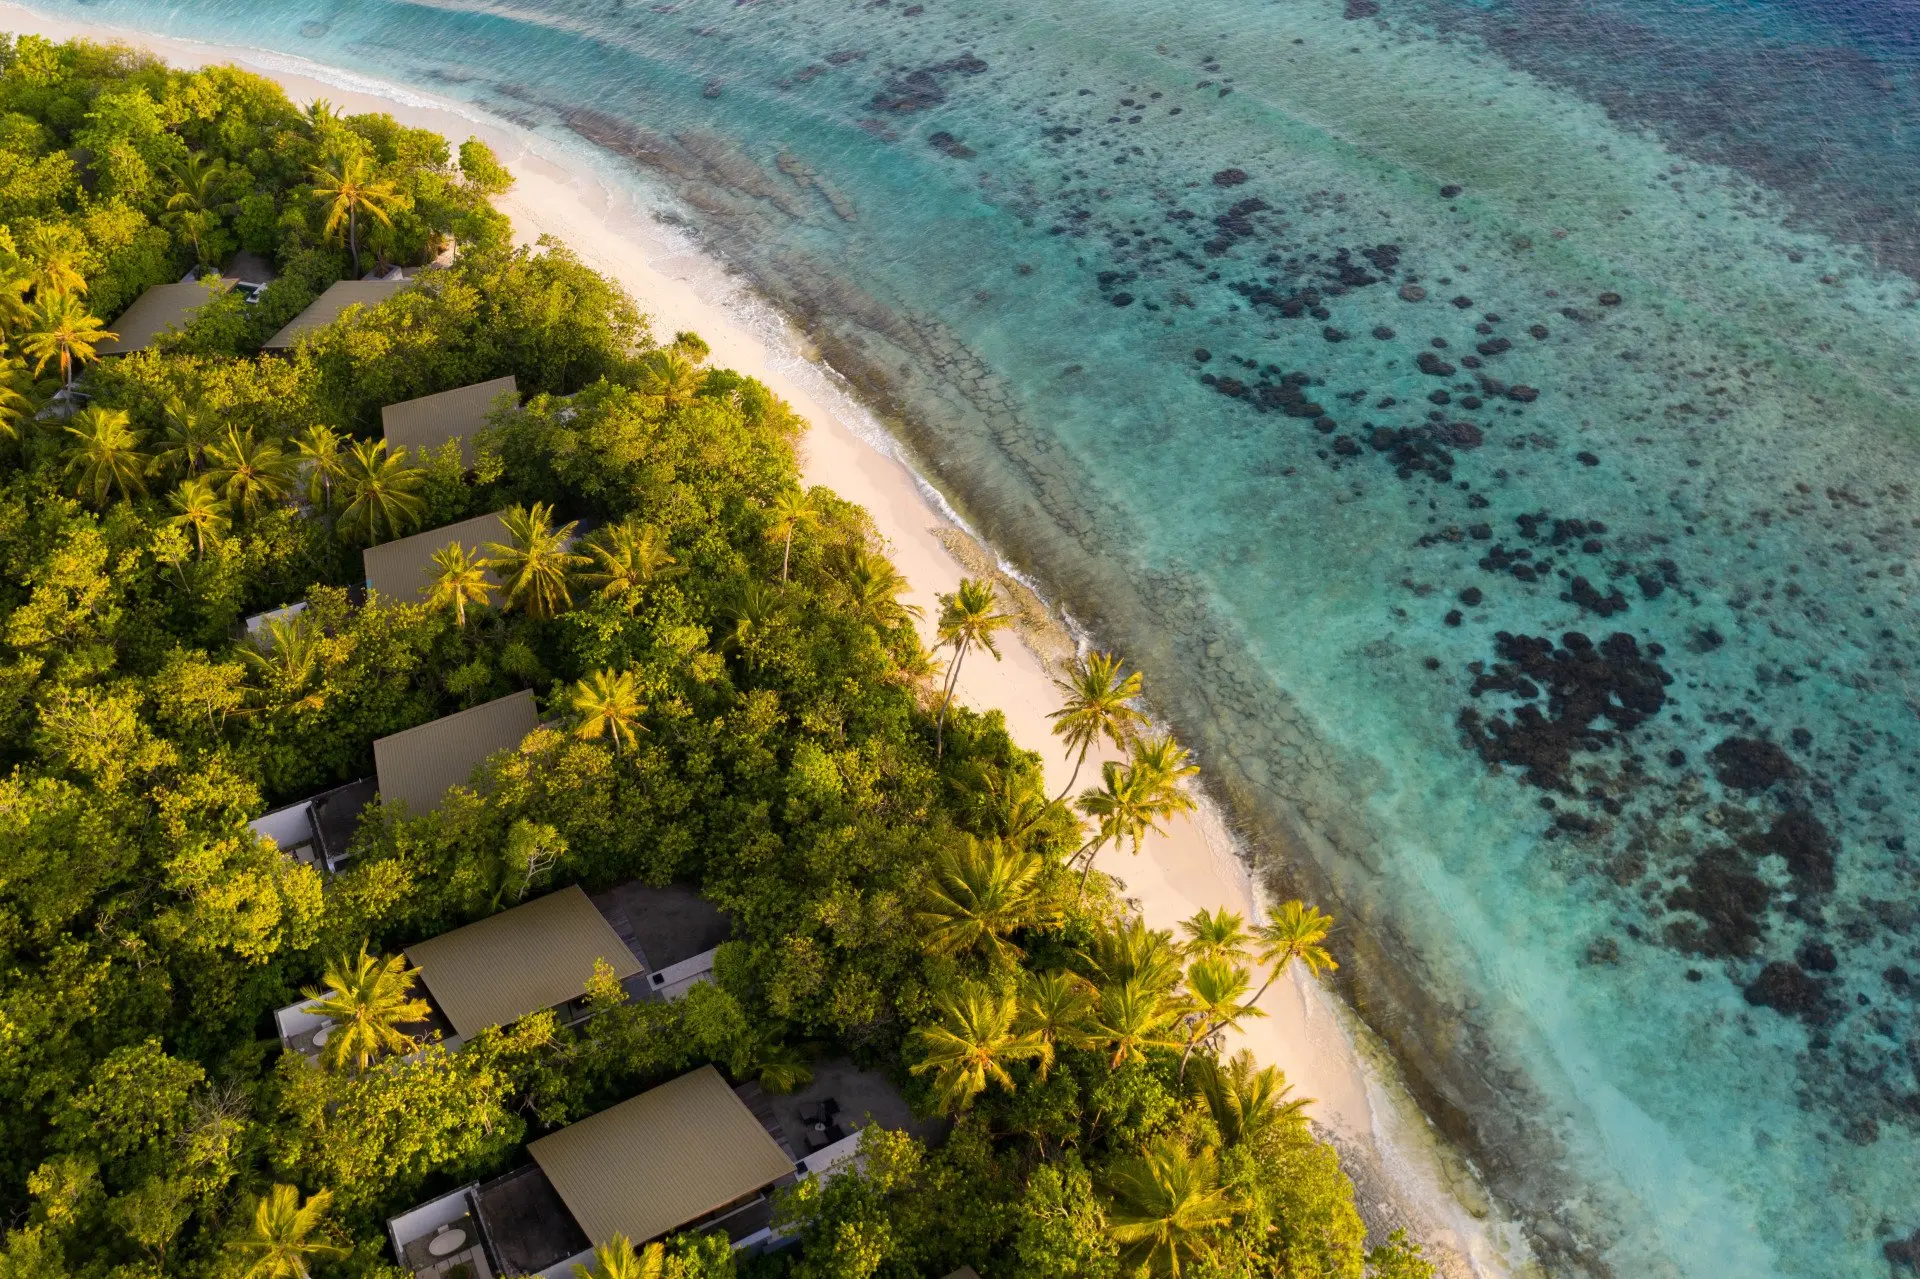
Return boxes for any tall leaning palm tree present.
[23,225,87,299]
[1074,760,1157,900]
[164,152,231,264]
[908,981,1049,1114]
[168,475,230,558]
[426,542,492,625]
[302,944,431,1072]
[336,438,426,546]
[61,406,148,507]
[309,154,397,276]
[579,518,682,611]
[227,1186,347,1279]
[766,488,819,582]
[916,836,1046,968]
[1048,651,1147,803]
[207,426,299,520]
[22,292,113,387]
[1178,957,1263,1079]
[1248,900,1338,1005]
[571,1234,664,1279]
[1102,1140,1240,1279]
[568,667,647,752]
[1178,907,1252,966]
[934,577,1013,757]
[483,502,586,620]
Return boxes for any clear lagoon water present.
[24,0,1920,1273]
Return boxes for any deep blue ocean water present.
[23,1,1920,1273]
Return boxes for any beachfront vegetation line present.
[0,30,1430,1279]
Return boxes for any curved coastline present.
[8,2,1920,1275]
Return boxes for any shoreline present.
[0,8,1519,1273]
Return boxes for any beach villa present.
[264,277,410,350]
[370,688,538,815]
[362,510,510,604]
[383,376,519,468]
[94,277,232,355]
[272,882,733,1060]
[385,1063,922,1277]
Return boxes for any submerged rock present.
[1708,736,1800,793]
[1743,960,1828,1022]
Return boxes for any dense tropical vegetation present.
[0,31,1429,1279]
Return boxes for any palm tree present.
[718,579,785,673]
[1081,918,1185,995]
[1093,977,1185,1068]
[571,1234,663,1279]
[242,614,326,710]
[917,836,1045,968]
[295,424,348,510]
[1013,969,1100,1077]
[766,488,819,581]
[207,427,299,520]
[637,347,704,412]
[908,981,1049,1113]
[1178,907,1252,965]
[1047,651,1147,803]
[23,226,87,299]
[1102,1140,1240,1278]
[1248,900,1338,1005]
[61,406,149,506]
[1189,1049,1309,1151]
[168,475,230,557]
[568,667,646,752]
[0,356,30,452]
[164,152,231,264]
[579,518,682,611]
[1074,760,1157,899]
[302,943,431,1072]
[426,542,492,625]
[151,395,220,478]
[833,543,922,632]
[956,761,1053,850]
[21,292,114,386]
[483,502,586,619]
[336,438,426,545]
[1130,735,1199,806]
[309,154,397,276]
[1178,957,1263,1078]
[934,577,1013,757]
[227,1185,347,1279]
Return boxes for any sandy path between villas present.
[0,8,1517,1271]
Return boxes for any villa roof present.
[405,884,640,1038]
[97,280,232,354]
[382,376,518,467]
[361,510,509,604]
[529,1066,794,1248]
[263,279,409,350]
[371,688,537,815]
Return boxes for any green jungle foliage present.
[0,32,1431,1279]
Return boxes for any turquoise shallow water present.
[22,0,1920,1273]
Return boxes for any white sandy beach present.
[0,7,1518,1273]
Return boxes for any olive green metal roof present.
[381,376,518,468]
[529,1066,795,1248]
[361,510,509,605]
[97,280,232,354]
[371,688,536,816]
[405,884,640,1038]
[263,279,409,350]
